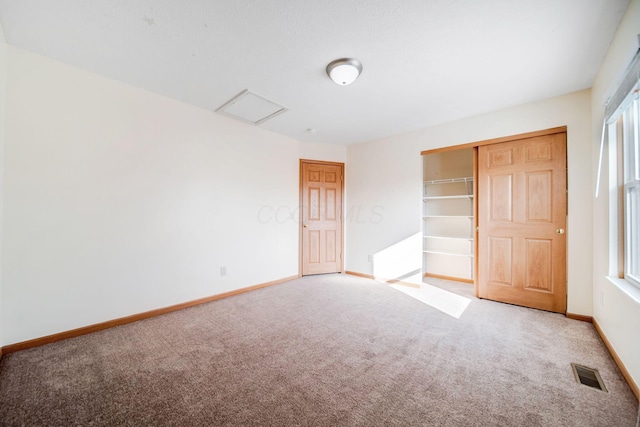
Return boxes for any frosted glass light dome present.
[326,58,363,86]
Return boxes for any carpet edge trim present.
[593,318,640,401]
[0,275,298,356]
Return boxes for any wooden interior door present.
[301,160,344,275]
[477,132,567,313]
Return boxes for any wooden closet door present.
[478,132,567,313]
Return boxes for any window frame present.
[608,87,640,289]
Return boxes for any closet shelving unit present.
[422,176,474,281]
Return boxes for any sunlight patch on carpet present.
[389,283,471,318]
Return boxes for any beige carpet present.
[0,273,638,426]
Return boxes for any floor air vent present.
[571,363,608,392]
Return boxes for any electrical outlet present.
[368,254,373,262]
[220,266,227,276]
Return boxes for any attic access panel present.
[216,90,287,125]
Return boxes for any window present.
[622,96,639,286]
[607,78,639,288]
[601,46,640,289]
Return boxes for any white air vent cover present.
[216,90,287,125]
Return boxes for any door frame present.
[420,126,567,307]
[299,159,345,276]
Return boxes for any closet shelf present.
[423,195,473,200]
[423,235,473,241]
[423,250,474,257]
[423,215,473,219]
[424,177,473,185]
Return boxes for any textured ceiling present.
[0,0,631,145]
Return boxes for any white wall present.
[1,47,302,345]
[0,21,7,349]
[346,89,593,315]
[299,141,347,164]
[591,0,640,391]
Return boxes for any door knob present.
[556,228,565,234]
[303,224,308,228]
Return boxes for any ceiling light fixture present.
[326,58,363,86]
